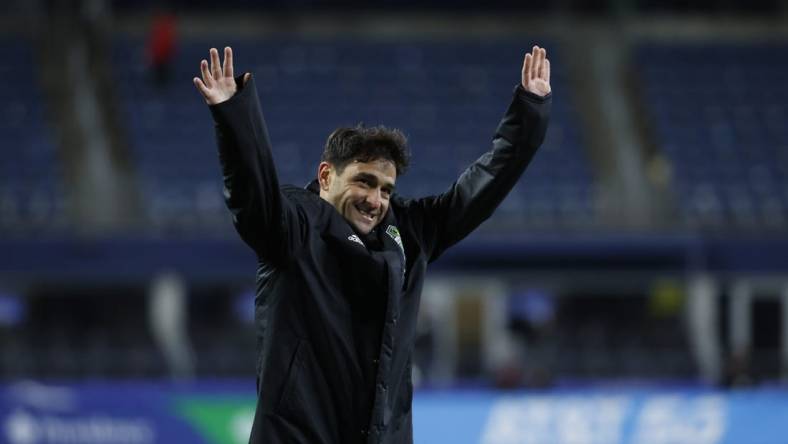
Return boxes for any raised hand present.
[193,47,250,105]
[521,45,551,97]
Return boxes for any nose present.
[364,188,382,209]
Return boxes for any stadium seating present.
[636,43,788,231]
[111,37,596,235]
[0,38,65,234]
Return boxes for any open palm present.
[522,45,551,97]
[193,47,250,105]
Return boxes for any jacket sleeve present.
[405,85,551,262]
[209,75,303,263]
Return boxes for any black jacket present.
[209,76,551,444]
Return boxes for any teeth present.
[356,206,375,221]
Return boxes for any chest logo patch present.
[348,234,365,247]
[386,225,404,256]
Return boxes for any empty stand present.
[636,43,788,231]
[0,38,66,234]
[111,36,596,235]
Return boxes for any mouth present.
[354,204,378,225]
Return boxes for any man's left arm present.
[408,45,552,261]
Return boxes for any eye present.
[381,188,392,198]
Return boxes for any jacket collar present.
[306,179,320,194]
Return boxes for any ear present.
[317,161,332,191]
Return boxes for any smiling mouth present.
[355,204,377,224]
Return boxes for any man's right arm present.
[195,47,302,263]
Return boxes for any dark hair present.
[321,124,410,175]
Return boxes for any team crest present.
[386,225,404,256]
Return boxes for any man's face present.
[319,158,397,235]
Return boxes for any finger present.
[544,58,550,83]
[224,46,234,79]
[243,72,251,85]
[193,77,210,98]
[531,46,540,80]
[200,59,213,86]
[210,47,222,78]
[537,48,545,79]
[523,53,532,84]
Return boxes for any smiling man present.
[318,126,408,236]
[194,44,551,444]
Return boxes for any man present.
[193,44,551,444]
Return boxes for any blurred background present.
[1,0,788,443]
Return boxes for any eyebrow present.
[354,172,395,191]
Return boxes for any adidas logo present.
[348,234,365,247]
